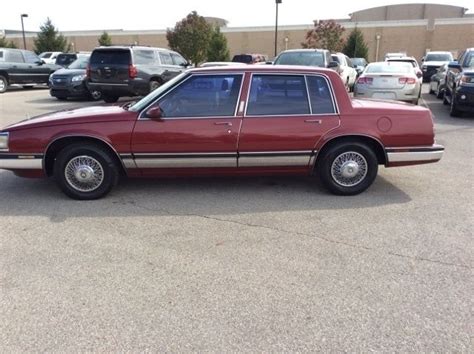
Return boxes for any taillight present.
[399,77,416,84]
[86,64,91,79]
[357,77,373,84]
[129,64,138,79]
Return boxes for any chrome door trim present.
[238,150,313,167]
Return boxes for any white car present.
[38,51,63,64]
[386,56,423,83]
[331,53,357,91]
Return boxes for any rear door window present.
[90,50,131,65]
[306,76,336,114]
[6,50,24,63]
[159,52,173,65]
[246,75,310,116]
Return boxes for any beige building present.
[3,3,474,62]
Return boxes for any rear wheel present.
[0,75,8,93]
[53,143,119,200]
[149,79,162,92]
[317,142,378,196]
[88,90,102,101]
[103,94,119,103]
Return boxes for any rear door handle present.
[214,122,232,126]
[305,119,322,124]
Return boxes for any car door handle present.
[214,122,232,126]
[305,119,322,124]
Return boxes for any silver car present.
[354,62,422,105]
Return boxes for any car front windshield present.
[275,52,325,67]
[352,58,366,66]
[40,53,52,58]
[366,63,412,74]
[67,57,89,69]
[129,72,188,112]
[425,53,453,62]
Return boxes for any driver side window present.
[157,74,243,118]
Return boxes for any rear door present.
[238,73,340,169]
[4,49,28,84]
[89,49,131,84]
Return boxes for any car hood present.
[51,68,86,76]
[3,105,137,131]
[423,61,449,67]
[351,98,429,113]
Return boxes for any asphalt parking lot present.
[0,86,472,351]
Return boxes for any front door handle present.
[305,119,322,124]
[214,122,232,126]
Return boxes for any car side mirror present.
[180,61,191,68]
[416,71,423,79]
[146,105,162,119]
[36,60,45,65]
[448,61,462,71]
[421,57,424,62]
[265,61,274,65]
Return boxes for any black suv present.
[0,48,60,93]
[273,49,339,70]
[444,48,474,117]
[87,46,189,103]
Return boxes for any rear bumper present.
[385,144,444,166]
[87,79,149,97]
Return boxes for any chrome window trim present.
[304,76,313,115]
[138,73,244,121]
[244,72,339,117]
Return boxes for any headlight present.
[0,132,9,150]
[460,75,474,85]
[71,74,86,82]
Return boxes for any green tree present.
[166,11,212,65]
[98,31,112,46]
[302,20,345,52]
[207,26,230,62]
[0,36,17,48]
[342,27,369,59]
[33,18,70,54]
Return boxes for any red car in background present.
[0,65,443,200]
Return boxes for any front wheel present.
[53,143,119,200]
[0,75,8,93]
[88,89,102,101]
[317,142,378,196]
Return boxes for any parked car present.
[55,53,87,68]
[421,51,453,82]
[274,49,339,70]
[49,54,101,101]
[429,63,448,99]
[39,51,63,64]
[331,53,357,90]
[354,61,422,104]
[384,52,407,60]
[386,56,423,82]
[0,65,443,200]
[352,57,368,76]
[0,48,60,93]
[444,48,474,117]
[200,62,243,68]
[87,46,189,103]
[232,54,267,64]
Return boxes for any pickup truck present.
[0,48,61,93]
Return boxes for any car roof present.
[94,46,170,51]
[188,64,337,75]
[278,49,328,53]
[387,57,417,61]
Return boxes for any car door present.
[238,73,340,169]
[23,50,51,84]
[131,73,244,175]
[158,51,182,82]
[4,49,28,84]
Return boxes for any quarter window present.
[156,74,243,118]
[246,75,310,116]
[159,52,173,65]
[134,50,155,65]
[171,53,187,66]
[306,76,336,114]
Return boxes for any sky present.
[2,0,472,32]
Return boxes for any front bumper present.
[50,82,89,98]
[454,85,474,112]
[386,144,444,166]
[0,153,43,170]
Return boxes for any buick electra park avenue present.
[0,65,444,200]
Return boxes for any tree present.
[0,36,17,48]
[98,31,113,46]
[167,11,212,65]
[342,27,369,60]
[302,20,345,52]
[33,18,70,54]
[207,26,230,62]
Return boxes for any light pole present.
[375,33,381,62]
[20,14,28,50]
[274,0,282,57]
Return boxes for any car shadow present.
[0,173,411,221]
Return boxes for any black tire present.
[317,142,378,196]
[103,95,119,103]
[450,96,461,117]
[56,96,67,101]
[53,143,119,200]
[429,87,435,94]
[88,90,102,101]
[443,91,449,105]
[0,75,8,93]
[149,79,161,92]
[436,87,444,99]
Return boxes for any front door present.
[131,73,244,175]
[23,51,51,84]
[238,73,340,169]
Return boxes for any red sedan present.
[0,65,444,200]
